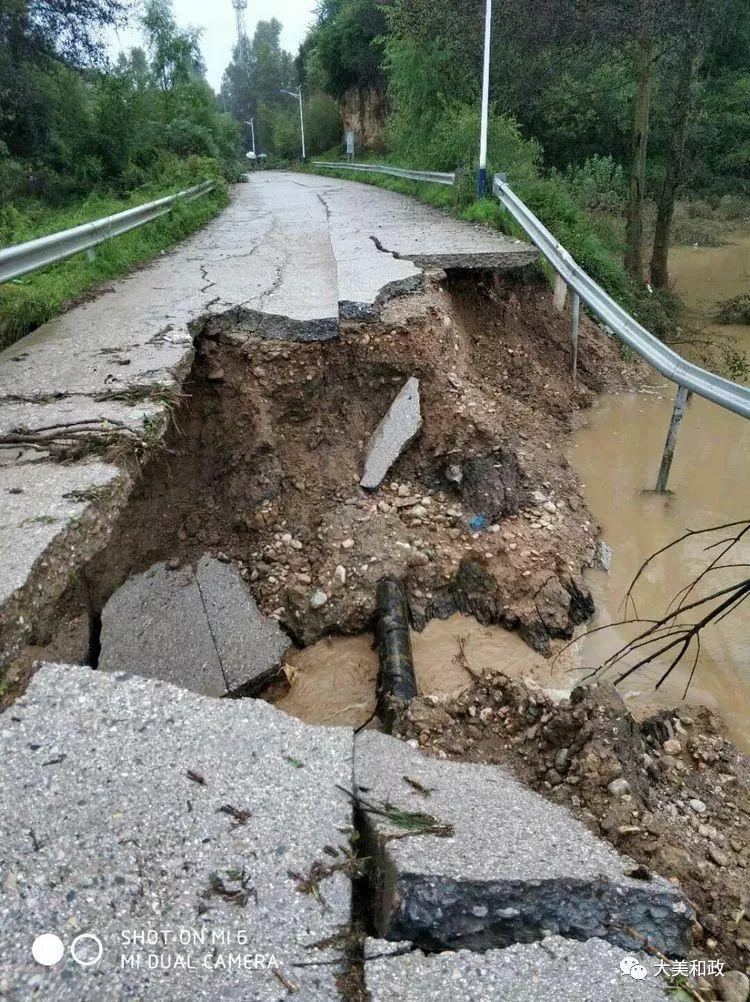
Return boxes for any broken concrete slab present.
[0,172,537,674]
[354,730,693,956]
[0,664,353,1000]
[360,377,422,490]
[299,172,538,318]
[195,555,291,693]
[0,396,164,450]
[99,561,228,695]
[0,460,124,613]
[99,557,291,696]
[0,178,340,408]
[365,936,671,1001]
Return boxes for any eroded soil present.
[6,261,749,996]
[2,266,645,688]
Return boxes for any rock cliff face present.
[341,85,387,151]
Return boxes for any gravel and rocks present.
[393,671,750,986]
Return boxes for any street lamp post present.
[280,87,306,162]
[478,0,492,198]
[244,119,256,157]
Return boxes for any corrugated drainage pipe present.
[374,576,418,730]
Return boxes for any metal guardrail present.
[312,161,456,187]
[309,158,749,491]
[491,173,750,490]
[0,181,215,285]
[492,175,750,420]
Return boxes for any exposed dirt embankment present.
[5,265,648,683]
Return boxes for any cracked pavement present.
[0,174,692,1000]
[0,170,536,666]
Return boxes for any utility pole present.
[280,87,306,162]
[244,119,256,156]
[478,0,492,198]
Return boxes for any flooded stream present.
[571,234,750,748]
[669,232,750,348]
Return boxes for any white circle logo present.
[70,933,103,967]
[32,933,65,967]
[620,955,649,980]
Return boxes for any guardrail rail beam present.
[0,181,215,286]
[311,162,456,187]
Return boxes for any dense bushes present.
[0,0,243,209]
[389,101,541,181]
[557,156,628,213]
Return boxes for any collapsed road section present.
[0,664,689,999]
[0,170,542,678]
[0,171,681,999]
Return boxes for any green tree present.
[0,0,242,203]
[221,19,295,155]
[141,0,204,93]
[0,0,130,169]
[311,0,389,99]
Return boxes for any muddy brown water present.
[272,613,577,729]
[669,232,750,348]
[570,235,750,749]
[272,237,750,742]
[569,391,750,746]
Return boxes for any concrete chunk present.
[99,561,227,695]
[360,377,422,490]
[0,664,353,1000]
[99,557,291,696]
[365,936,671,1001]
[195,555,291,693]
[0,460,122,609]
[355,730,693,956]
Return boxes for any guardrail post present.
[655,384,689,493]
[553,274,568,312]
[570,291,580,386]
[85,248,97,263]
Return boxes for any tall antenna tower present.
[232,0,247,44]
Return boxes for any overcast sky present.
[108,0,318,91]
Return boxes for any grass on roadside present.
[0,171,231,350]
